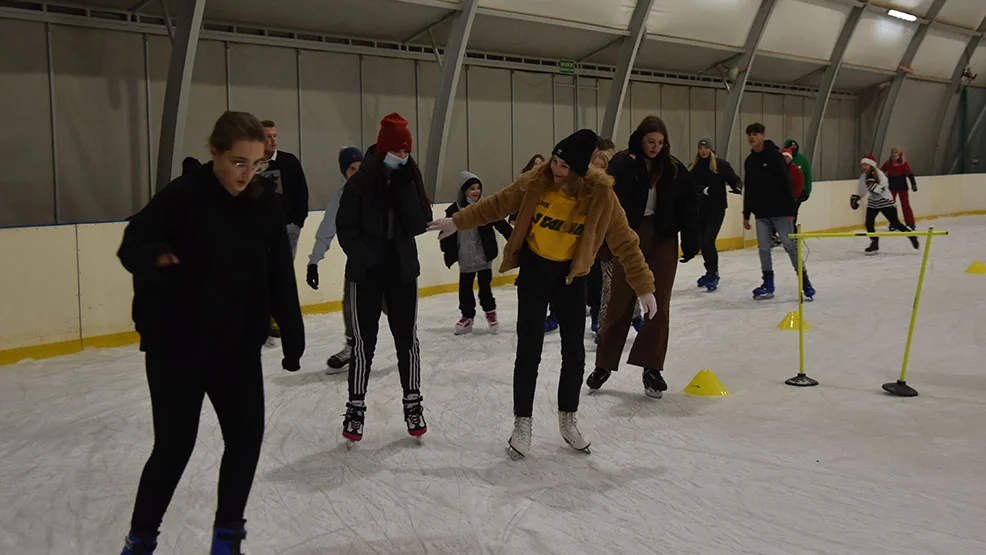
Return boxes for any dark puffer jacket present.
[440,171,512,268]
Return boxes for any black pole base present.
[785,374,819,387]
[882,380,918,397]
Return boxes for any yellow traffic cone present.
[777,311,811,331]
[683,369,729,397]
[966,261,986,274]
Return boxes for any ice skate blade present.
[325,366,348,375]
[753,294,774,300]
[644,389,664,399]
[564,439,591,454]
[345,440,356,451]
[865,251,879,256]
[506,445,526,461]
[326,358,348,370]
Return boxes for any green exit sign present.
[559,60,576,75]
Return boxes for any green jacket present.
[784,139,813,197]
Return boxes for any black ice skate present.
[865,238,879,255]
[403,393,427,440]
[326,344,351,374]
[586,367,611,391]
[507,416,532,460]
[643,368,668,399]
[342,401,366,448]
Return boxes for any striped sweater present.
[858,169,895,209]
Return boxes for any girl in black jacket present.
[117,111,304,555]
[440,171,512,335]
[689,136,742,291]
[335,113,432,445]
[589,116,700,399]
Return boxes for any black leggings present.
[129,350,264,538]
[459,269,495,318]
[514,247,586,417]
[699,206,726,275]
[866,206,907,236]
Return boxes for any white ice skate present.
[558,411,591,454]
[454,317,474,335]
[506,417,532,460]
[485,311,500,333]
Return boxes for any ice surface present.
[2,215,986,554]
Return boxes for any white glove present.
[703,187,710,196]
[427,217,458,240]
[638,293,658,320]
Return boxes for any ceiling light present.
[888,9,917,22]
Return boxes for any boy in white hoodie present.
[851,155,919,255]
[306,147,363,371]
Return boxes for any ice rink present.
[2,215,985,554]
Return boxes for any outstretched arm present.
[118,180,186,275]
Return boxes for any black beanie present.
[552,129,598,177]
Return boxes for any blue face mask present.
[383,152,408,170]
[466,195,479,204]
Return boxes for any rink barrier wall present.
[1,173,985,366]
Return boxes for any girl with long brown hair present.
[588,116,700,398]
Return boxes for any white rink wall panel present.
[3,175,985,355]
[0,226,81,350]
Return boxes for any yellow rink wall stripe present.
[3,210,984,367]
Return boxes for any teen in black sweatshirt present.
[335,113,432,445]
[116,111,304,555]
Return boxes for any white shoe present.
[454,317,473,335]
[507,416,532,460]
[485,310,500,333]
[558,411,590,453]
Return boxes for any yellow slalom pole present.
[786,223,817,387]
[883,227,935,397]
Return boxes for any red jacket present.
[787,163,804,199]
[881,156,917,191]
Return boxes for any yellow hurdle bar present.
[898,228,937,384]
[791,231,949,239]
[796,223,806,376]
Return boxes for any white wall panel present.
[760,0,847,62]
[478,0,634,31]
[0,20,54,228]
[689,87,717,155]
[416,61,467,202]
[467,67,513,195]
[77,222,132,339]
[553,75,576,145]
[763,94,785,148]
[598,78,633,148]
[148,38,230,179]
[511,71,554,178]
[0,226,80,350]
[821,99,840,181]
[844,13,915,71]
[782,95,805,144]
[647,0,761,47]
[837,98,858,180]
[629,81,661,138]
[910,29,968,80]
[361,56,418,159]
[51,26,149,224]
[228,44,299,156]
[577,78,599,140]
[883,79,947,173]
[299,51,362,210]
[661,85,690,159]
[716,89,743,170]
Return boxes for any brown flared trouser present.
[595,216,678,372]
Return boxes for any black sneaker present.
[643,368,667,399]
[586,368,612,390]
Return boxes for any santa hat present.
[860,154,878,169]
[377,113,413,154]
[781,148,794,161]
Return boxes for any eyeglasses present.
[231,159,269,176]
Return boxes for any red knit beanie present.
[377,113,413,155]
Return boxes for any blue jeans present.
[755,217,804,273]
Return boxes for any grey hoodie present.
[307,178,346,265]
